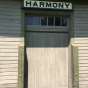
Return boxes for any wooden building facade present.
[0,0,88,88]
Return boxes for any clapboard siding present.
[0,57,18,61]
[0,80,18,85]
[0,64,18,68]
[0,61,18,64]
[0,68,18,72]
[0,49,18,53]
[0,84,17,88]
[79,64,88,67]
[74,5,88,88]
[0,31,20,34]
[0,42,20,45]
[0,46,18,49]
[0,26,21,30]
[0,37,20,42]
[0,0,21,88]
[0,1,88,88]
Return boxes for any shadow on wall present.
[24,53,28,88]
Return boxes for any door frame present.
[18,8,79,88]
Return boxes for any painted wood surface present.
[26,32,69,88]
[71,44,79,88]
[0,0,21,87]
[0,0,88,87]
[74,5,88,88]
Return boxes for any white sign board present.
[24,1,73,10]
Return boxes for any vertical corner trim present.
[18,43,24,88]
[71,44,79,88]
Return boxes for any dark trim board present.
[18,9,79,88]
[22,0,88,5]
[21,7,74,11]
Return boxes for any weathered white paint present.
[0,0,88,88]
[0,0,21,88]
[74,5,88,88]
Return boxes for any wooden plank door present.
[26,32,69,88]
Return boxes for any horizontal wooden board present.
[0,61,18,64]
[74,30,88,32]
[74,31,88,33]
[74,8,88,16]
[74,13,88,16]
[0,3,21,8]
[78,50,88,54]
[0,15,21,20]
[0,68,18,72]
[79,86,88,88]
[0,34,20,37]
[0,30,21,34]
[0,53,18,56]
[74,16,88,19]
[74,34,88,37]
[0,1,21,5]
[79,74,88,78]
[74,39,88,44]
[0,46,18,49]
[79,81,88,85]
[79,67,88,71]
[79,47,88,50]
[0,83,17,88]
[74,41,88,44]
[74,21,88,24]
[0,42,20,45]
[0,26,21,30]
[0,64,18,68]
[0,12,21,18]
[0,22,21,27]
[0,76,17,80]
[0,57,18,61]
[0,6,21,11]
[0,3,21,7]
[79,64,88,67]
[0,72,17,76]
[79,54,88,57]
[79,57,88,59]
[0,19,21,23]
[74,17,88,21]
[74,44,88,46]
[74,24,88,27]
[0,36,20,38]
[79,78,88,81]
[74,10,88,13]
[0,49,18,53]
[79,60,88,63]
[79,71,88,74]
[74,12,88,15]
[74,27,88,30]
[0,38,20,42]
[74,38,88,41]
[0,80,17,85]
